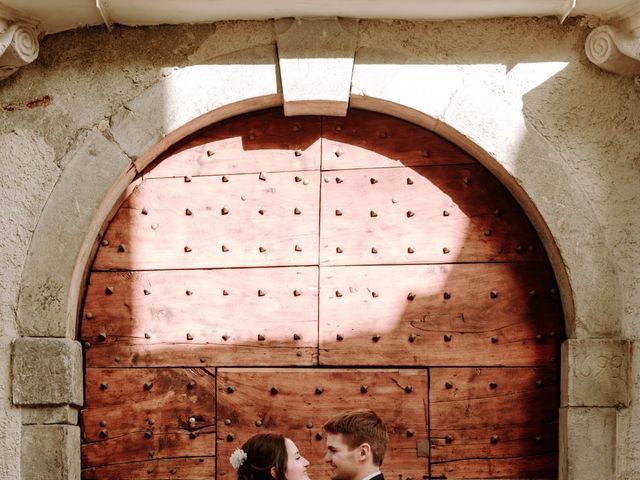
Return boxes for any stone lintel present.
[561,338,630,407]
[21,425,80,480]
[12,337,83,407]
[276,17,358,117]
[559,407,617,480]
[0,15,40,81]
[585,25,640,76]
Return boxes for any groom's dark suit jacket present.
[368,473,384,480]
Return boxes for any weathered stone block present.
[12,338,82,407]
[276,17,358,116]
[561,339,630,407]
[21,406,78,425]
[560,407,617,480]
[21,425,80,480]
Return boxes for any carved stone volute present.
[585,25,640,76]
[0,17,40,81]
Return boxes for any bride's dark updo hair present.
[237,434,288,480]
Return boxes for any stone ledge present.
[21,406,79,425]
[21,425,80,480]
[561,338,630,407]
[12,337,83,407]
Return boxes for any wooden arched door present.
[80,109,563,479]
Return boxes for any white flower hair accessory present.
[230,448,248,469]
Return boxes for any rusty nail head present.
[316,387,324,394]
[151,223,159,230]
[171,468,177,475]
[144,382,153,390]
[335,209,343,216]
[259,246,266,252]
[443,210,450,216]
[98,333,107,342]
[335,148,343,157]
[185,208,192,216]
[336,177,343,183]
[370,210,378,217]
[407,429,415,438]
[335,290,343,297]
[535,436,543,443]
[223,290,229,296]
[535,334,544,344]
[258,290,266,297]
[444,334,452,342]
[258,334,266,341]
[371,247,378,254]
[186,290,193,296]
[227,386,235,393]
[184,246,192,253]
[118,243,126,252]
[489,382,498,389]
[336,333,344,341]
[370,177,378,184]
[100,239,109,247]
[271,386,279,395]
[148,419,155,425]
[516,245,524,253]
[443,291,451,299]
[335,124,342,131]
[222,334,230,341]
[422,149,431,157]
[295,244,302,252]
[222,176,229,182]
[463,176,470,184]
[490,291,498,299]
[372,334,381,342]
[85,312,93,320]
[303,179,309,185]
[200,357,206,363]
[445,435,453,443]
[190,432,198,439]
[529,290,537,297]
[443,247,450,254]
[143,289,151,296]
[207,149,214,156]
[407,292,416,301]
[186,333,194,340]
[295,149,303,157]
[294,208,301,215]
[189,417,196,424]
[100,420,107,427]
[255,419,263,427]
[296,351,303,357]
[336,246,343,253]
[316,432,323,440]
[494,209,501,216]
[371,291,379,298]
[222,245,229,252]
[295,176,302,182]
[259,172,266,181]
[84,341,91,349]
[114,356,119,362]
[99,430,108,438]
[445,382,453,389]
[491,336,499,343]
[293,289,301,296]
[227,433,235,441]
[379,131,388,138]
[405,385,413,393]
[105,287,113,295]
[536,379,544,388]
[307,422,313,429]
[293,333,302,340]
[361,385,368,393]
[484,229,492,236]
[184,176,191,182]
[144,430,152,438]
[407,178,414,184]
[224,418,232,426]
[407,247,415,254]
[406,210,415,218]
[188,381,196,389]
[408,334,417,343]
[221,207,229,215]
[324,176,331,183]
[490,435,499,444]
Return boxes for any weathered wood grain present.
[81,457,214,480]
[83,368,215,441]
[430,367,558,479]
[82,268,318,367]
[216,369,428,480]
[322,110,475,170]
[319,264,562,366]
[320,165,544,265]
[94,171,320,271]
[146,109,321,178]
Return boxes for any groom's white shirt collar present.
[361,471,382,480]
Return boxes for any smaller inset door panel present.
[94,171,320,271]
[430,367,558,479]
[319,165,544,265]
[322,110,475,170]
[216,369,428,480]
[81,457,214,480]
[83,268,318,367]
[319,264,560,366]
[146,110,322,178]
[81,368,215,477]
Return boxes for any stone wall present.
[0,17,638,480]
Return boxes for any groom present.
[322,409,388,480]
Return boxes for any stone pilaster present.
[0,17,39,81]
[585,25,640,76]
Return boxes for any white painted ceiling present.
[1,0,639,35]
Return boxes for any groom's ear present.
[270,467,277,479]
[358,443,372,462]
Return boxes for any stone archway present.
[11,20,627,479]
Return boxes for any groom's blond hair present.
[323,409,388,466]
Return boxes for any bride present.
[230,433,311,480]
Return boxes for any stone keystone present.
[276,17,358,117]
[12,337,83,407]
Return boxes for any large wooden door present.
[80,109,562,479]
